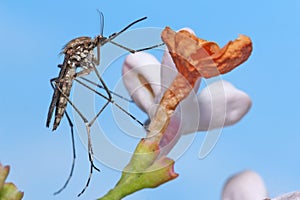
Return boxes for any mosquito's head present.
[92,35,104,47]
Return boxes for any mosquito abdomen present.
[52,65,76,130]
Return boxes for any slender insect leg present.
[106,17,147,42]
[53,83,100,196]
[76,71,111,196]
[109,40,164,54]
[91,46,111,100]
[99,15,164,53]
[53,111,76,195]
[53,81,89,124]
[73,78,145,195]
[91,37,152,126]
[75,63,111,196]
[77,100,109,197]
[79,77,133,102]
[73,67,95,80]
[74,78,144,127]
[86,62,144,127]
[50,77,58,86]
[49,79,77,195]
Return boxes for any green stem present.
[98,157,177,200]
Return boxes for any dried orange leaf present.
[161,26,252,78]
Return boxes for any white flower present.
[122,28,251,157]
[122,45,251,135]
[222,170,268,200]
[222,170,300,200]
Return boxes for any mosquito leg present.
[78,158,93,197]
[91,45,112,101]
[88,64,144,127]
[90,64,112,100]
[53,111,76,195]
[107,17,147,41]
[74,78,144,127]
[49,79,77,195]
[50,77,58,86]
[109,40,164,53]
[89,101,110,129]
[107,99,144,127]
[76,121,100,197]
[74,77,111,127]
[73,67,94,79]
[99,16,163,53]
[84,63,144,133]
[75,74,146,196]
[79,77,133,102]
[53,84,101,157]
[95,41,100,65]
[54,82,89,124]
[133,42,164,52]
[77,102,108,197]
[54,84,100,196]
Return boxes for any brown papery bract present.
[161,26,252,79]
[148,26,253,149]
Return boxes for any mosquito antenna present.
[97,9,104,36]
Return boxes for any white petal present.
[222,170,268,200]
[271,191,300,200]
[179,80,252,134]
[122,52,161,114]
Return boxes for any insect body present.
[47,36,101,131]
[46,12,163,196]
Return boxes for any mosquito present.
[46,11,163,196]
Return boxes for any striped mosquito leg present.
[53,111,76,195]
[77,123,101,197]
[108,40,165,53]
[90,63,144,127]
[79,77,133,102]
[54,84,100,196]
[74,78,145,127]
[48,79,77,195]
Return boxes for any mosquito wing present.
[46,56,73,130]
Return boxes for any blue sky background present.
[1,0,300,200]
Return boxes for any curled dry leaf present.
[148,26,253,148]
[161,26,253,79]
[149,27,253,139]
